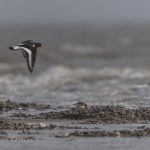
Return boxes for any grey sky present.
[1,0,150,24]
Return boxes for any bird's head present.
[35,42,42,48]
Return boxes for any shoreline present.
[0,100,150,140]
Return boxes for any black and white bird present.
[9,40,41,73]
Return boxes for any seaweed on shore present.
[0,100,50,111]
[11,105,150,124]
[1,100,150,139]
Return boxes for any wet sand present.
[0,100,150,149]
[0,100,150,138]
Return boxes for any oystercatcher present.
[9,40,41,73]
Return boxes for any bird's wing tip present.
[29,68,33,73]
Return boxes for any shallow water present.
[1,66,150,107]
[1,24,150,149]
[1,138,149,150]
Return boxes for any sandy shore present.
[0,100,150,140]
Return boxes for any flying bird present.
[9,40,41,73]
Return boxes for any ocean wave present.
[0,66,150,91]
[0,66,150,105]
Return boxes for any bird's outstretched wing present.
[25,51,33,73]
[32,49,37,68]
[21,47,33,73]
[21,47,37,73]
[18,40,32,46]
[21,40,32,44]
[21,50,27,58]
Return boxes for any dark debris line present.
[1,100,150,138]
[60,128,150,138]
[11,105,150,124]
[0,100,50,111]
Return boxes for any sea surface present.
[1,24,150,106]
[1,24,150,149]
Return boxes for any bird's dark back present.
[19,41,41,51]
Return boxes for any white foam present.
[0,66,150,106]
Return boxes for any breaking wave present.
[0,65,150,106]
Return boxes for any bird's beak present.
[41,43,48,48]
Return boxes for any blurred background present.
[1,0,150,68]
[1,0,150,105]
